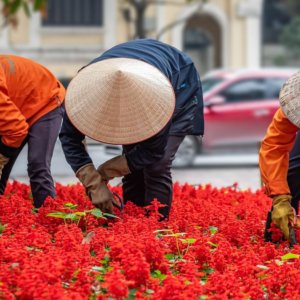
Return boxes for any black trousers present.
[288,132,300,213]
[0,106,64,208]
[122,135,184,219]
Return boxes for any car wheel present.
[173,136,199,168]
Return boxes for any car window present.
[202,78,224,93]
[219,79,267,103]
[265,78,287,98]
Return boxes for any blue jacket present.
[60,39,204,172]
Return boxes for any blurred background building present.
[1,0,300,81]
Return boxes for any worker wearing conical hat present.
[60,39,204,218]
[260,71,300,240]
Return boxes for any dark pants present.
[122,135,184,218]
[0,106,64,208]
[288,132,300,213]
[288,133,300,213]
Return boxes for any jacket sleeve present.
[124,122,171,172]
[259,108,299,196]
[0,66,29,155]
[59,113,93,173]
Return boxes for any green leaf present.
[64,213,79,220]
[162,232,186,237]
[33,0,47,11]
[90,208,104,218]
[145,289,154,295]
[256,265,269,270]
[180,238,196,244]
[151,270,167,281]
[103,212,119,219]
[165,253,176,261]
[202,267,214,275]
[281,253,300,260]
[22,2,31,16]
[124,289,136,300]
[207,241,218,248]
[209,226,218,235]
[0,222,7,234]
[9,0,22,14]
[92,266,106,272]
[47,212,67,219]
[74,211,86,216]
[64,202,78,209]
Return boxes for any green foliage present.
[155,228,196,261]
[0,221,7,235]
[1,0,47,26]
[281,252,300,260]
[151,270,167,283]
[46,203,119,229]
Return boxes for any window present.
[265,78,287,98]
[202,78,224,93]
[42,0,103,27]
[220,79,267,103]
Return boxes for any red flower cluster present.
[1,181,300,299]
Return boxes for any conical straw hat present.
[280,71,300,128]
[65,58,175,144]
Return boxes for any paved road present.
[9,143,262,191]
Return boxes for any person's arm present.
[259,108,298,196]
[97,122,171,181]
[59,113,93,173]
[59,113,114,213]
[0,67,29,157]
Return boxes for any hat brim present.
[65,58,176,145]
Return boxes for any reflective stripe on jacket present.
[259,108,298,196]
[0,55,65,149]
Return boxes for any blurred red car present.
[174,68,297,167]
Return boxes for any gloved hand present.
[76,163,113,214]
[0,153,9,179]
[97,155,130,182]
[271,194,295,240]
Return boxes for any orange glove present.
[272,194,295,240]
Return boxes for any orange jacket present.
[0,55,65,149]
[259,108,299,196]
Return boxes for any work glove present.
[97,155,131,182]
[76,163,113,214]
[271,194,295,240]
[0,153,9,180]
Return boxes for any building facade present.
[0,0,293,83]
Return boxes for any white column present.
[156,3,166,41]
[0,26,9,49]
[238,0,263,68]
[104,0,117,50]
[29,11,41,47]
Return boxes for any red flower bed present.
[1,181,300,299]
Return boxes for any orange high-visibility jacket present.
[0,55,65,149]
[259,108,299,196]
